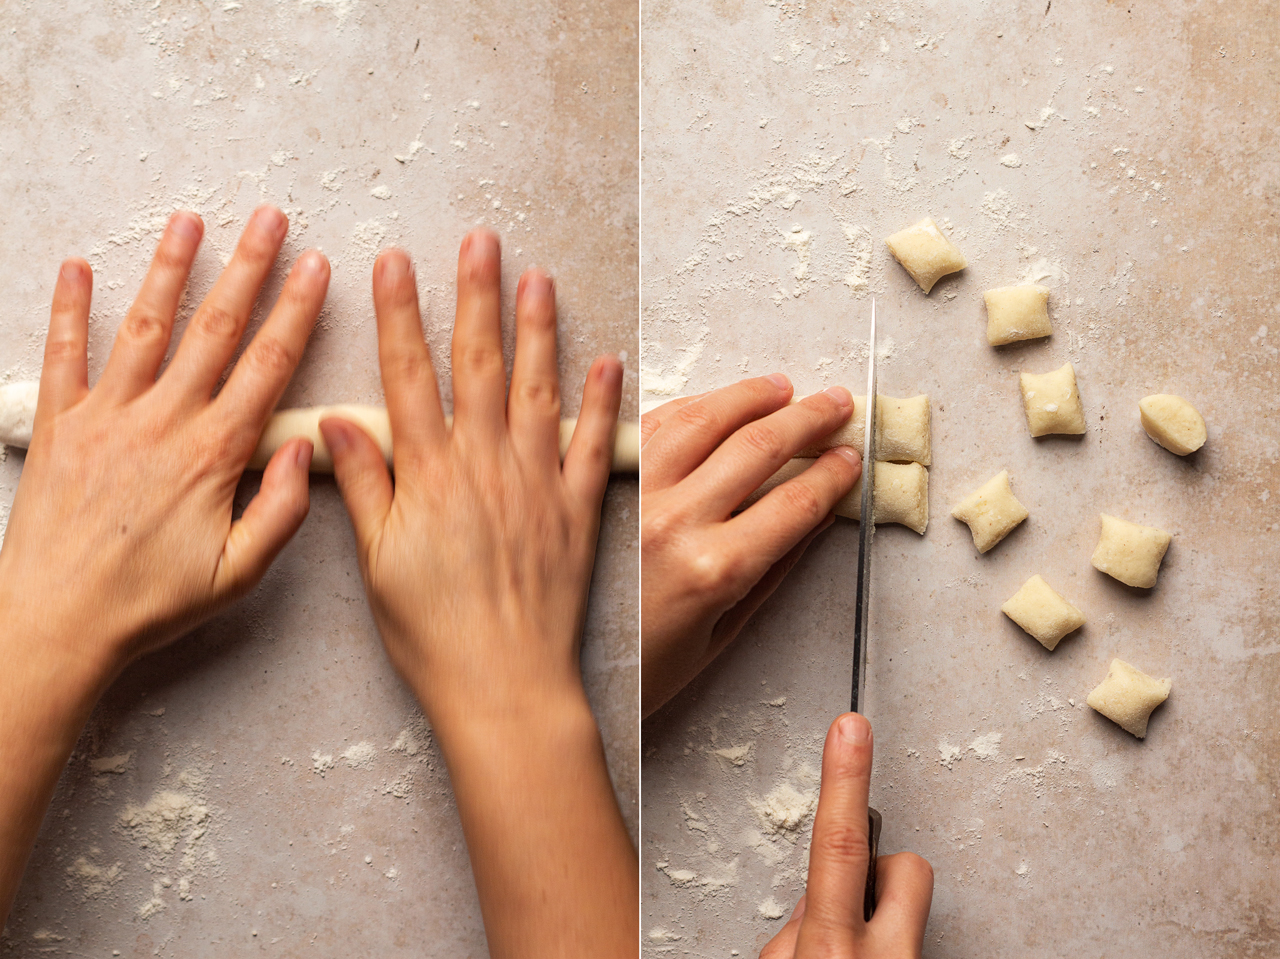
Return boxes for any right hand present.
[761,713,934,959]
[640,377,861,716]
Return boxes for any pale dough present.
[984,285,1052,346]
[950,470,1028,553]
[742,460,929,534]
[1090,514,1172,588]
[1019,363,1086,436]
[1001,575,1085,651]
[797,394,931,465]
[1086,659,1171,739]
[884,218,967,294]
[0,381,640,473]
[1139,394,1206,455]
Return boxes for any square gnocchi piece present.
[884,218,967,294]
[799,394,932,465]
[984,284,1053,346]
[1019,362,1085,436]
[1139,394,1207,455]
[1001,575,1085,650]
[1091,514,1172,588]
[950,470,1029,553]
[1087,658,1171,739]
[837,461,930,534]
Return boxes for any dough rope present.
[0,381,640,473]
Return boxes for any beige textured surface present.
[642,2,1278,957]
[0,2,637,954]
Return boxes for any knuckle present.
[195,303,241,341]
[120,308,169,345]
[818,821,868,864]
[243,335,297,380]
[689,549,738,596]
[456,344,504,380]
[774,477,826,524]
[44,333,83,364]
[671,401,717,436]
[737,423,787,463]
[152,240,190,274]
[902,851,935,885]
[515,377,560,415]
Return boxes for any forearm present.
[430,683,639,959]
[0,628,114,924]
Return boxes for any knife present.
[851,299,883,922]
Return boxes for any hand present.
[761,713,934,959]
[640,378,861,716]
[0,205,328,678]
[0,205,328,922]
[319,231,635,958]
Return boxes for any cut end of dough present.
[984,285,1052,346]
[1090,514,1172,588]
[951,469,1029,553]
[837,461,929,534]
[796,394,932,466]
[1019,363,1085,436]
[884,218,967,294]
[1087,658,1171,738]
[1001,575,1085,650]
[1139,394,1206,456]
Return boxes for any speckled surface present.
[641,2,1278,957]
[0,1,637,955]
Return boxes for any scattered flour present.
[90,752,134,775]
[311,751,337,776]
[999,153,1023,168]
[65,854,123,900]
[758,896,787,920]
[969,732,1003,759]
[751,781,817,836]
[713,744,754,768]
[342,741,378,769]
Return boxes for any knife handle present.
[864,806,882,921]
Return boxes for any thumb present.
[320,416,393,554]
[213,437,312,598]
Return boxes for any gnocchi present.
[1091,514,1172,589]
[1001,575,1085,650]
[1086,659,1171,739]
[884,218,967,294]
[798,394,931,465]
[984,284,1053,346]
[950,470,1029,553]
[1139,394,1206,455]
[741,460,929,534]
[1019,362,1086,436]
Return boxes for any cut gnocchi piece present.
[798,394,932,465]
[950,470,1028,553]
[740,460,929,534]
[1019,362,1085,436]
[1087,659,1171,739]
[1091,514,1172,588]
[1001,575,1085,650]
[984,284,1052,345]
[1139,394,1206,455]
[884,218,967,294]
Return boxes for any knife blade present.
[851,299,882,922]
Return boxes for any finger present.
[320,417,393,556]
[450,229,506,437]
[373,249,447,464]
[690,388,855,517]
[641,375,793,489]
[95,212,203,405]
[36,258,93,427]
[563,355,623,506]
[758,895,806,959]
[725,448,860,580]
[507,268,561,466]
[800,712,873,937]
[163,205,289,404]
[701,514,833,668]
[639,394,703,448]
[867,852,933,952]
[213,249,330,444]
[212,437,312,599]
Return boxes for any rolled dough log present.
[796,394,931,466]
[0,381,640,473]
[741,459,929,534]
[1086,658,1171,739]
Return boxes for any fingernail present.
[465,229,499,261]
[524,269,553,299]
[299,250,328,275]
[255,205,287,238]
[767,373,790,391]
[831,445,861,467]
[838,712,871,745]
[60,259,86,282]
[598,355,623,386]
[825,385,853,407]
[295,438,314,469]
[171,212,203,241]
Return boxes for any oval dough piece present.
[884,218,967,294]
[1001,575,1085,650]
[1019,362,1085,436]
[742,460,929,534]
[1139,394,1206,455]
[1086,658,1171,739]
[1090,514,1172,588]
[797,394,931,465]
[984,284,1052,346]
[951,469,1028,553]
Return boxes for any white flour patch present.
[342,741,378,769]
[311,751,337,776]
[938,740,963,769]
[1000,153,1022,168]
[758,895,787,919]
[1019,257,1069,289]
[713,743,754,768]
[968,732,1002,760]
[751,781,817,837]
[65,854,123,901]
[90,752,134,775]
